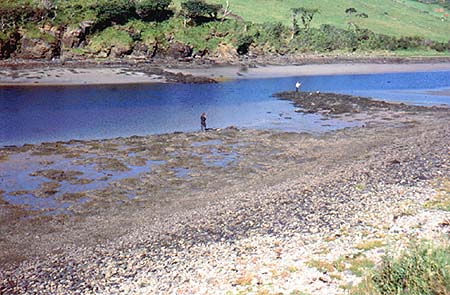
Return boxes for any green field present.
[172,0,450,41]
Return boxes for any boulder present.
[166,42,193,59]
[110,44,132,58]
[193,48,209,58]
[62,27,84,48]
[18,37,57,60]
[214,43,237,62]
[130,42,150,58]
[248,44,264,57]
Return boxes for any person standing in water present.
[200,112,207,132]
[295,81,302,92]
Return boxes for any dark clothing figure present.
[200,113,207,131]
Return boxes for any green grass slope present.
[172,0,450,41]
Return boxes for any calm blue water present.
[1,70,449,146]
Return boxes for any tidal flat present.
[0,93,449,294]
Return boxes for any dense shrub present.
[236,34,253,55]
[181,0,222,24]
[256,22,289,50]
[135,0,173,21]
[95,0,136,30]
[0,4,48,30]
[286,23,449,53]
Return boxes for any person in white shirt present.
[295,81,302,92]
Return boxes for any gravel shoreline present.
[1,93,449,294]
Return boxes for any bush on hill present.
[95,0,137,30]
[135,0,173,21]
[181,0,222,25]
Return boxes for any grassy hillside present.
[171,0,450,41]
[1,0,449,60]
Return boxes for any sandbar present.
[168,62,450,80]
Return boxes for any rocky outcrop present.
[61,21,93,50]
[130,42,153,59]
[16,25,64,60]
[0,32,20,59]
[110,44,133,58]
[62,27,84,49]
[213,42,237,62]
[17,37,57,60]
[166,41,193,59]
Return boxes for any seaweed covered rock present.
[273,91,443,115]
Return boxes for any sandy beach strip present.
[168,62,450,80]
[1,62,450,86]
[0,67,166,86]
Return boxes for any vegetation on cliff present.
[0,0,449,60]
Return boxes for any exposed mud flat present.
[0,92,449,294]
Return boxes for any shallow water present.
[0,152,165,212]
[0,70,449,146]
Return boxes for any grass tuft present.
[425,179,450,211]
[352,240,450,294]
[355,240,384,251]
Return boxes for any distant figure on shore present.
[200,112,207,132]
[295,81,302,92]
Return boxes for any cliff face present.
[0,24,216,62]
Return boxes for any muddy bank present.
[0,91,449,294]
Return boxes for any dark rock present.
[273,91,448,115]
[130,42,150,58]
[0,31,20,59]
[166,42,193,59]
[193,48,209,58]
[62,27,84,49]
[17,37,58,60]
[110,44,132,58]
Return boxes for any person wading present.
[200,112,207,132]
